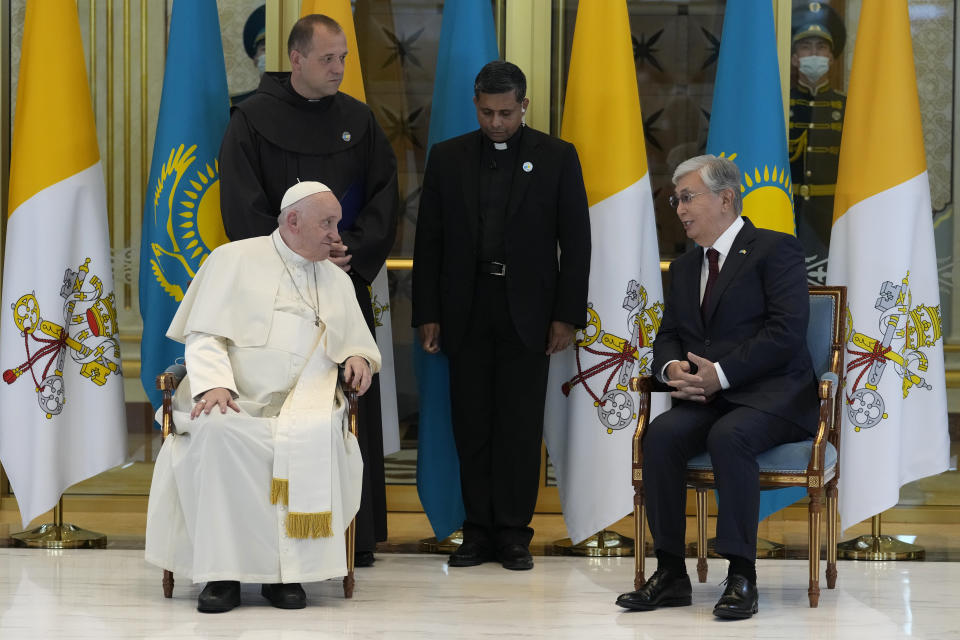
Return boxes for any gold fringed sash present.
[271,478,289,505]
[285,511,334,539]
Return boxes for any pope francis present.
[145,182,381,613]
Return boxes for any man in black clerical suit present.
[412,61,591,571]
[615,155,816,619]
[218,14,398,568]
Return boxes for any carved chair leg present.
[162,570,174,598]
[826,483,838,589]
[344,516,357,598]
[634,501,646,589]
[696,489,709,583]
[808,490,824,607]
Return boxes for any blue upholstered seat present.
[687,440,837,474]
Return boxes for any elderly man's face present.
[474,91,529,142]
[294,193,342,261]
[290,26,347,99]
[673,171,735,248]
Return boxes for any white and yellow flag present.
[0,1,126,528]
[300,0,400,455]
[543,0,666,544]
[827,1,949,529]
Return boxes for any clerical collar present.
[483,126,524,151]
[271,229,312,267]
[282,77,336,108]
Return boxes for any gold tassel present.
[270,478,289,505]
[286,511,334,538]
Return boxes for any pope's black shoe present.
[197,580,241,613]
[261,582,307,609]
[713,574,759,619]
[448,541,493,567]
[498,544,534,571]
[615,568,692,611]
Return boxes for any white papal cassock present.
[145,230,381,584]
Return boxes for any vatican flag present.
[300,0,400,455]
[543,0,665,544]
[0,0,126,528]
[827,1,949,530]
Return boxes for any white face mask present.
[798,55,830,84]
[255,52,266,74]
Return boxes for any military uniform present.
[789,1,847,284]
[789,82,845,284]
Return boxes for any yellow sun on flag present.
[175,160,228,263]
[716,152,795,234]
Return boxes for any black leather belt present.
[478,260,507,276]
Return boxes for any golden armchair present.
[629,285,846,607]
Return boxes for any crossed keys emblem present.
[3,258,122,418]
[562,280,663,433]
[845,272,941,431]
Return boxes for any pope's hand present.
[344,356,372,395]
[191,387,240,420]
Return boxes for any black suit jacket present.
[652,218,818,433]
[412,127,591,355]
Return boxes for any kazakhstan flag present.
[706,0,794,234]
[138,0,230,411]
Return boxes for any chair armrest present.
[337,374,360,438]
[806,374,837,477]
[154,364,186,439]
[629,376,655,474]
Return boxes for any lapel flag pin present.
[522,161,533,173]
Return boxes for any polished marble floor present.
[0,549,957,639]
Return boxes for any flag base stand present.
[837,515,924,561]
[10,498,106,549]
[419,530,463,554]
[552,530,634,557]
[685,537,784,559]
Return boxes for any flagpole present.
[10,496,107,549]
[836,513,924,560]
[553,530,633,557]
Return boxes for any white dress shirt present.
[660,216,744,390]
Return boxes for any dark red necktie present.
[701,247,720,319]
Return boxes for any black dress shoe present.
[713,574,758,619]
[354,551,376,567]
[197,580,241,613]
[497,544,534,571]
[615,568,692,611]
[448,541,493,567]
[261,583,307,609]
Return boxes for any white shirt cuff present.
[715,362,731,390]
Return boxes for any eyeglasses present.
[668,192,706,209]
[317,53,347,66]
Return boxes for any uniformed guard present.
[788,1,846,284]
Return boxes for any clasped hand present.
[343,355,373,395]
[666,352,721,403]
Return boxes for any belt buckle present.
[490,261,507,276]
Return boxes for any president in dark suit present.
[412,61,591,571]
[615,155,816,619]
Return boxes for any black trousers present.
[351,276,388,553]
[447,276,549,549]
[642,398,807,560]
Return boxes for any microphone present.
[489,159,497,170]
